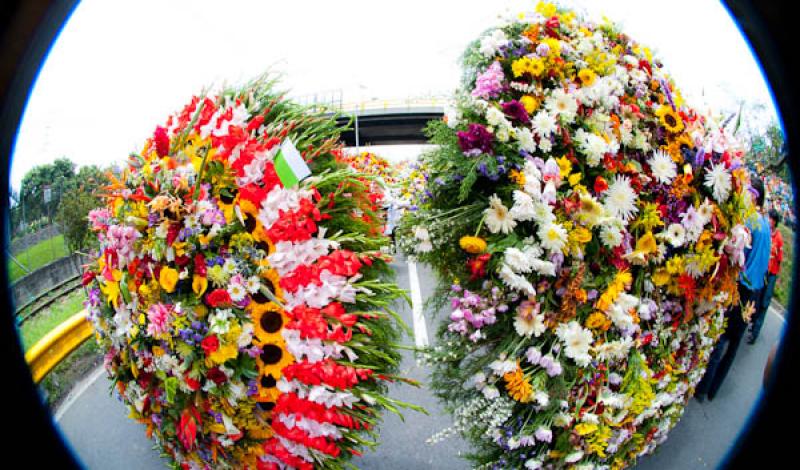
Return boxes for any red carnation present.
[206,289,232,307]
[201,335,219,355]
[594,175,608,194]
[154,126,170,157]
[206,367,227,385]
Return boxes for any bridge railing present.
[25,310,94,384]
[338,98,448,113]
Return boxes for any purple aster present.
[502,100,530,125]
[457,123,494,156]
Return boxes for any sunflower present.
[249,301,288,343]
[255,268,283,302]
[254,336,294,409]
[656,105,684,134]
[215,188,239,225]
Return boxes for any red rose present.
[201,335,219,355]
[206,289,232,307]
[206,367,227,385]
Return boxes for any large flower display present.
[83,76,416,469]
[403,3,755,468]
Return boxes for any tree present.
[19,157,78,226]
[55,165,109,251]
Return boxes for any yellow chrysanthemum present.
[652,268,670,286]
[459,236,487,254]
[634,231,658,256]
[536,1,557,17]
[575,422,598,436]
[586,311,611,331]
[578,68,596,87]
[520,95,539,114]
[208,342,239,365]
[503,363,532,403]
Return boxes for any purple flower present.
[457,124,494,156]
[526,347,542,365]
[547,360,563,377]
[535,427,553,443]
[471,61,505,99]
[502,100,530,125]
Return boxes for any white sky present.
[9,0,779,191]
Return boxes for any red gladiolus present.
[82,270,96,286]
[206,289,232,307]
[166,223,181,246]
[271,420,340,457]
[676,274,696,302]
[282,359,372,389]
[154,126,170,157]
[177,405,201,450]
[201,335,219,355]
[262,438,314,470]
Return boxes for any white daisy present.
[244,276,261,294]
[704,162,732,202]
[545,89,579,124]
[603,175,639,222]
[228,283,247,303]
[538,222,568,254]
[556,321,593,367]
[486,106,510,129]
[648,150,677,184]
[574,128,609,167]
[662,223,686,247]
[485,194,517,234]
[532,110,558,139]
[510,190,536,221]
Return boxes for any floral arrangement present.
[337,151,398,187]
[83,75,417,469]
[403,3,755,468]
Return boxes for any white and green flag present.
[274,138,311,188]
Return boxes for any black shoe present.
[746,335,756,345]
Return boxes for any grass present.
[19,289,87,350]
[7,234,70,283]
[773,224,795,309]
[17,289,102,409]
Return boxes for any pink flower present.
[88,208,112,231]
[147,303,172,337]
[471,61,505,99]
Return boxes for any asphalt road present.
[53,254,786,469]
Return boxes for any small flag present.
[274,139,311,188]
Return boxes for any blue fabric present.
[740,213,771,290]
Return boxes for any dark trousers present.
[696,284,761,400]
[749,273,777,342]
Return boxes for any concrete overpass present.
[314,99,446,146]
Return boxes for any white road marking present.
[407,261,429,348]
[54,365,106,422]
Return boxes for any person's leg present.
[707,289,756,400]
[749,274,776,343]
[696,335,728,399]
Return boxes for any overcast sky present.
[9,0,779,192]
